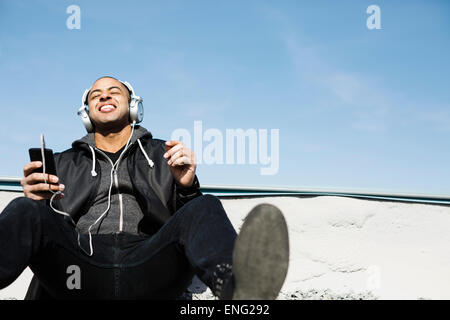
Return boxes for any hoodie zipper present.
[95,146,129,233]
[115,171,124,231]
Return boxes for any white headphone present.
[77,80,144,133]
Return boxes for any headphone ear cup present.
[78,107,94,133]
[129,99,137,123]
[129,97,144,124]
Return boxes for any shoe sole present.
[232,203,289,300]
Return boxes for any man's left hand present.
[164,140,197,188]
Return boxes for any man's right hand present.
[21,161,65,200]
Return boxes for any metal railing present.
[1,177,449,205]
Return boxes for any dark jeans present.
[0,194,237,299]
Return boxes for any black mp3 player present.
[29,148,58,176]
[28,134,57,176]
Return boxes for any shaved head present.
[86,76,133,132]
[86,76,131,104]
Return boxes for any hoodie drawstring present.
[137,138,154,168]
[89,138,153,177]
[89,145,98,177]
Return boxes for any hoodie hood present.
[71,125,155,178]
[72,125,153,150]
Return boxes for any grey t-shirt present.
[76,146,145,235]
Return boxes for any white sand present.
[1,192,449,300]
[220,196,450,300]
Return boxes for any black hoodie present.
[52,125,202,236]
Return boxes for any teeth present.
[100,105,115,111]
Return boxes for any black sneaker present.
[231,203,290,300]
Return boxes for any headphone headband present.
[77,79,144,133]
[82,80,136,106]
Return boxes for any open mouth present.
[98,104,116,113]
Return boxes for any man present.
[0,76,289,299]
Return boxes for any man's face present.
[87,77,130,130]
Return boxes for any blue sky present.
[0,0,449,194]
